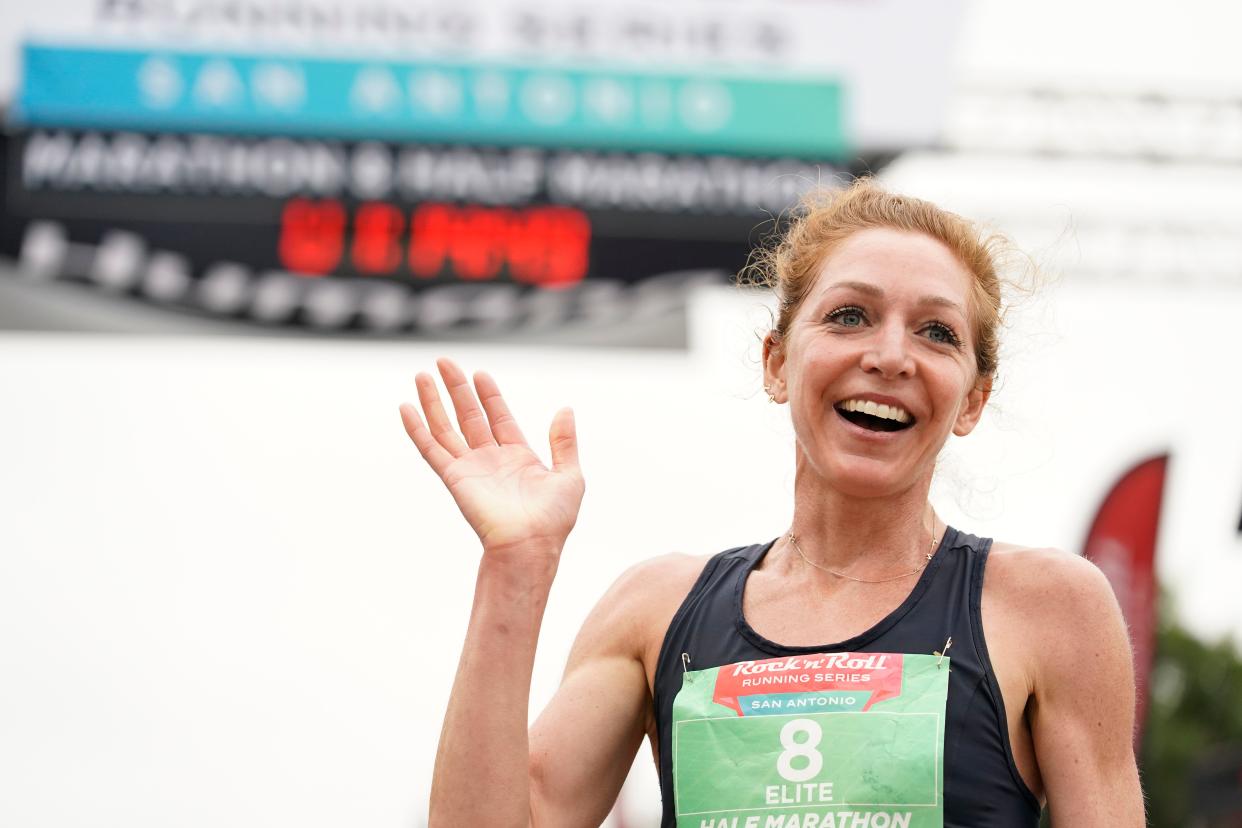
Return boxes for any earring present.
[764,385,777,403]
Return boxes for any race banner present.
[0,0,965,336]
[17,44,848,157]
[1,0,965,153]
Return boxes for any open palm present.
[399,359,584,554]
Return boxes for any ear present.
[762,330,788,403]
[952,373,992,436]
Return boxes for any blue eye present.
[925,323,961,346]
[826,306,866,327]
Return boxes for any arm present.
[528,558,682,827]
[401,360,656,827]
[401,359,584,826]
[432,551,660,828]
[1021,551,1145,826]
[428,545,561,827]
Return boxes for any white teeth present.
[838,398,912,424]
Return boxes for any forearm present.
[429,546,560,828]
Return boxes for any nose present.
[860,321,915,378]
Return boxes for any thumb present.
[548,407,579,474]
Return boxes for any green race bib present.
[671,652,948,828]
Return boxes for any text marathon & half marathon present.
[20,131,820,212]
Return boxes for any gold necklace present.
[786,524,939,584]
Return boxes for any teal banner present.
[18,43,848,157]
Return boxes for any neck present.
[783,462,938,579]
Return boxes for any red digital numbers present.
[278,199,591,288]
[408,203,456,280]
[279,199,346,276]
[352,202,405,274]
[410,204,590,287]
[510,207,591,288]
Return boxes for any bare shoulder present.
[984,542,1119,617]
[613,551,716,594]
[570,552,715,668]
[982,542,1129,683]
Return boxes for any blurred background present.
[1,1,1240,825]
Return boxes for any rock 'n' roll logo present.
[712,652,905,716]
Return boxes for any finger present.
[473,371,529,447]
[548,407,580,475]
[398,402,454,477]
[437,358,496,450]
[416,371,469,458]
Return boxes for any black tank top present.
[652,526,1041,827]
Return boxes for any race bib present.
[671,652,948,828]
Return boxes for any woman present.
[399,180,1145,827]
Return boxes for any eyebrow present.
[820,280,966,315]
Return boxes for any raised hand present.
[399,358,584,558]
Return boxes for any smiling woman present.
[399,179,1145,828]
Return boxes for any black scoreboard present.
[2,128,859,333]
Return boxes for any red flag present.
[1081,455,1168,749]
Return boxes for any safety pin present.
[935,637,953,668]
[681,653,692,673]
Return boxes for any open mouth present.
[834,399,916,433]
